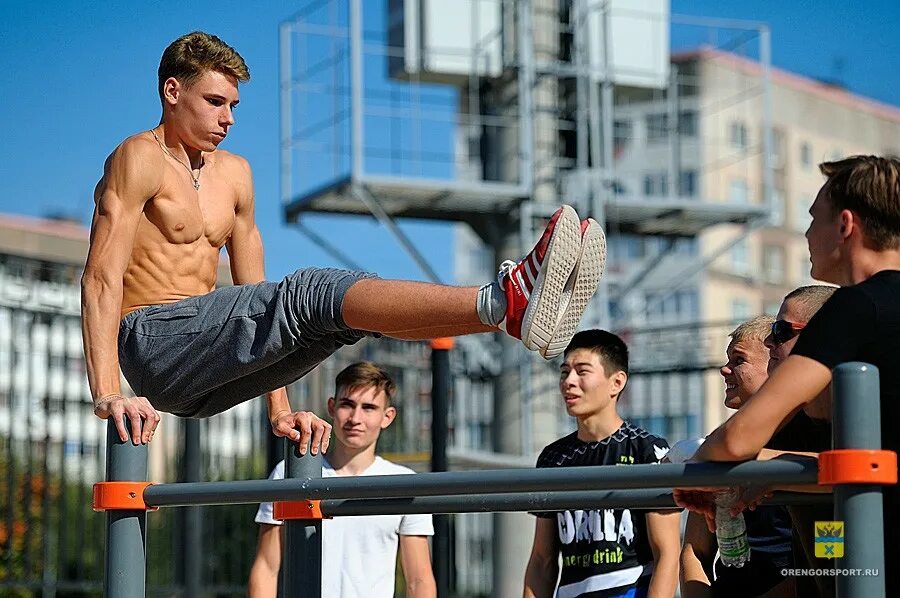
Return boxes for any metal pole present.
[279,21,293,206]
[180,419,202,597]
[320,489,827,517]
[349,0,364,181]
[282,438,324,598]
[144,459,818,506]
[431,339,452,596]
[517,0,535,192]
[103,418,148,598]
[667,63,680,197]
[832,363,886,597]
[760,25,774,221]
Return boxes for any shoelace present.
[498,260,516,283]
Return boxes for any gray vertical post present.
[104,418,148,598]
[349,0,364,180]
[832,363,885,597]
[759,25,775,221]
[431,339,452,596]
[282,439,324,598]
[179,419,202,597]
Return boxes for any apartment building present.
[612,48,900,431]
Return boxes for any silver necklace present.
[150,129,202,190]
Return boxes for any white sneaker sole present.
[542,219,607,359]
[520,206,581,355]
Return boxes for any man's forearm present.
[81,278,124,403]
[247,567,277,598]
[406,576,437,598]
[647,554,678,598]
[523,562,558,598]
[265,387,292,420]
[680,546,712,598]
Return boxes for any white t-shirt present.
[255,456,434,598]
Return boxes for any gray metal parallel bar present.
[142,460,818,507]
[282,441,324,598]
[832,363,886,597]
[103,419,148,598]
[321,490,829,517]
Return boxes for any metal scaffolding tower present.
[279,1,772,593]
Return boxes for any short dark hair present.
[563,329,629,376]
[334,361,396,406]
[819,155,900,250]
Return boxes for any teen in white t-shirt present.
[248,362,436,598]
[255,457,434,597]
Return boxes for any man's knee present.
[282,268,377,335]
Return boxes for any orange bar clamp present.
[92,481,157,512]
[818,449,898,485]
[274,500,328,520]
[430,337,454,350]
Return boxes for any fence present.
[96,362,894,597]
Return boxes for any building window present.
[800,142,812,169]
[769,190,785,227]
[679,170,697,197]
[646,114,668,142]
[614,119,633,149]
[731,239,750,275]
[771,128,786,169]
[729,179,749,204]
[763,245,786,284]
[609,235,644,261]
[731,298,751,320]
[677,289,700,319]
[674,237,699,256]
[643,173,668,197]
[678,111,698,137]
[729,121,748,151]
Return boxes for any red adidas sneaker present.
[498,205,581,357]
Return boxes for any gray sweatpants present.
[118,268,376,418]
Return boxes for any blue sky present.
[1,0,897,281]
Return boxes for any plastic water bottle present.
[666,438,705,463]
[715,488,751,567]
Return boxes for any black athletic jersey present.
[535,422,670,598]
[792,270,900,596]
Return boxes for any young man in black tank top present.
[524,330,680,598]
[675,155,900,595]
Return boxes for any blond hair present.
[729,315,775,344]
[158,31,250,100]
[819,155,900,249]
[334,361,396,406]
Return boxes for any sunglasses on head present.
[770,319,805,345]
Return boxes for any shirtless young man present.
[81,31,606,450]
